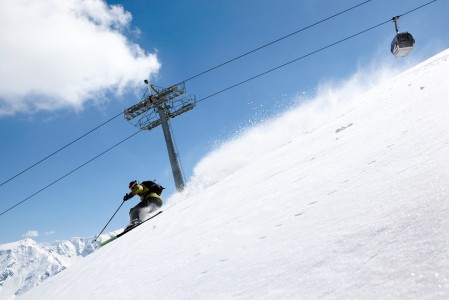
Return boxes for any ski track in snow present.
[17,49,449,299]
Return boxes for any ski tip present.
[99,236,117,247]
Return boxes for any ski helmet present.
[129,180,139,190]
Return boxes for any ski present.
[99,210,163,247]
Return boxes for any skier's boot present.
[124,218,140,232]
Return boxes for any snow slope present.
[20,49,449,299]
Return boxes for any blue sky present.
[0,0,448,244]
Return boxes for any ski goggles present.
[129,180,139,190]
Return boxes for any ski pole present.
[94,200,125,242]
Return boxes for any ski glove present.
[123,193,133,201]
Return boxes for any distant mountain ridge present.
[0,232,119,300]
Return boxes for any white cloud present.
[23,230,39,238]
[0,0,161,116]
[44,231,56,236]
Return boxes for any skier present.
[123,180,163,228]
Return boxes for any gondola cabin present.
[390,16,415,58]
[391,32,415,58]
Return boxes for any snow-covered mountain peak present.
[0,228,124,300]
[0,236,100,300]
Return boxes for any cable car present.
[391,16,415,58]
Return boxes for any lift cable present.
[196,0,438,105]
[398,0,437,18]
[0,111,123,189]
[0,89,150,189]
[0,0,373,189]
[0,130,142,217]
[0,0,437,217]
[180,0,374,83]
